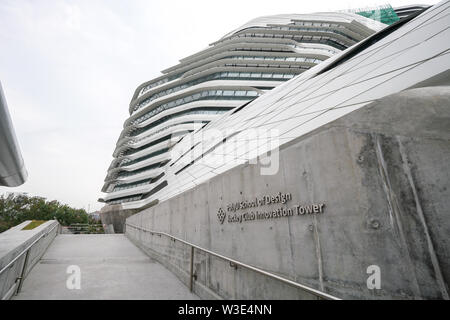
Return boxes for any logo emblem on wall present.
[217,208,226,224]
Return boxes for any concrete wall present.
[0,220,59,300]
[126,87,450,300]
[101,205,139,233]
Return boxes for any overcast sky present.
[0,0,437,212]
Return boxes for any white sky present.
[0,0,438,212]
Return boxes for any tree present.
[0,193,98,233]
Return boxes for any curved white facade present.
[394,4,430,19]
[0,81,27,187]
[109,0,450,210]
[101,12,387,206]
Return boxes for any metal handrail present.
[126,222,340,300]
[0,222,59,296]
[65,223,103,234]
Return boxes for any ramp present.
[13,234,199,300]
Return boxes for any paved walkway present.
[14,234,198,300]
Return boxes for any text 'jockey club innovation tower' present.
[99,2,450,300]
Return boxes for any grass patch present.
[22,220,47,230]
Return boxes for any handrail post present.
[126,223,340,300]
[189,246,195,292]
[15,248,30,295]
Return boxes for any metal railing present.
[65,223,103,234]
[126,223,340,300]
[0,222,59,297]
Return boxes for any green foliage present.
[22,220,46,230]
[0,193,97,233]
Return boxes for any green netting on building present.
[354,4,400,25]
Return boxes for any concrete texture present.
[0,220,58,300]
[13,234,198,300]
[100,205,139,233]
[126,87,450,300]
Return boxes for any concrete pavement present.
[13,234,199,300]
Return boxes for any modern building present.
[344,3,430,24]
[347,4,401,25]
[100,11,389,231]
[124,0,450,299]
[394,4,431,19]
[0,82,27,187]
